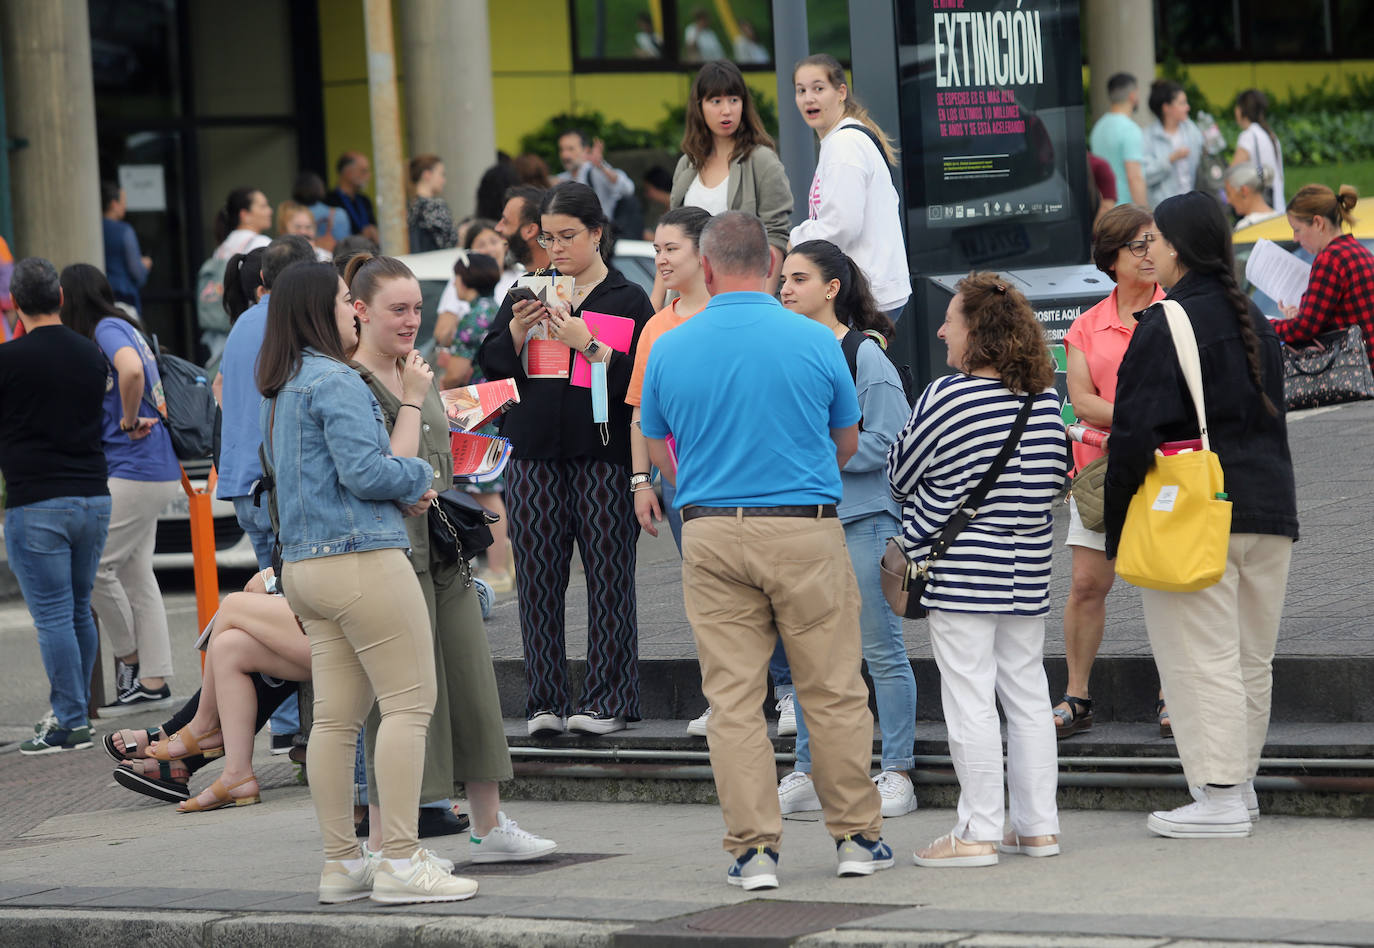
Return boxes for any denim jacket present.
[261,349,432,562]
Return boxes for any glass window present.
[572,0,671,62]
[89,0,182,121]
[675,2,773,66]
[1246,0,1330,59]
[1154,1,1240,60]
[1334,0,1374,58]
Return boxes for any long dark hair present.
[1153,190,1277,416]
[215,187,261,244]
[682,60,776,168]
[1235,89,1278,156]
[59,263,138,340]
[256,263,349,397]
[540,181,612,266]
[788,240,893,341]
[223,247,267,323]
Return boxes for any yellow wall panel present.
[570,73,691,128]
[490,0,572,75]
[493,75,576,154]
[318,0,368,84]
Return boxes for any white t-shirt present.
[213,229,270,261]
[1237,124,1284,207]
[683,174,729,216]
[790,118,910,312]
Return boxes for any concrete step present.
[490,655,1374,724]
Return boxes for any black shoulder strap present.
[841,328,865,384]
[924,394,1036,566]
[843,123,886,158]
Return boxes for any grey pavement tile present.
[510,897,718,922]
[157,888,311,910]
[1172,915,1332,942]
[0,882,61,901]
[1286,921,1374,946]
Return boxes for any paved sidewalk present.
[0,738,1372,947]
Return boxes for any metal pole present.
[362,0,408,254]
[771,0,813,228]
[0,37,12,244]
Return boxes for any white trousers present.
[91,477,179,679]
[1142,533,1293,787]
[927,609,1060,842]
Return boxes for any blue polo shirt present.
[640,291,860,509]
[216,294,269,498]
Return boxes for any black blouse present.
[476,267,654,467]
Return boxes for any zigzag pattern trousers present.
[506,456,641,720]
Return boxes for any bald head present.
[699,212,771,294]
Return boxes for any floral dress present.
[450,294,504,491]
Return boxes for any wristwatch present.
[630,473,651,488]
[584,338,602,357]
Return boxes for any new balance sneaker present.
[362,841,455,873]
[371,850,478,904]
[469,812,557,863]
[527,711,565,737]
[686,706,712,737]
[776,692,797,737]
[318,857,376,904]
[727,846,779,890]
[1192,781,1261,821]
[100,681,175,718]
[874,770,918,817]
[566,710,625,735]
[1147,786,1251,839]
[777,770,821,814]
[269,732,296,755]
[836,834,895,876]
[20,722,92,756]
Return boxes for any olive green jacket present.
[670,146,794,251]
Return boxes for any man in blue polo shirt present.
[639,211,890,890]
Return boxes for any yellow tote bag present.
[1115,301,1232,592]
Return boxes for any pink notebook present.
[570,311,636,388]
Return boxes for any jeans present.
[233,494,300,736]
[779,511,918,773]
[5,496,112,729]
[660,476,683,552]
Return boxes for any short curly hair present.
[955,272,1055,395]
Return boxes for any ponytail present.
[1287,183,1358,230]
[215,187,259,245]
[222,247,266,324]
[789,239,895,341]
[344,251,417,305]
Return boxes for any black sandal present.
[1157,699,1173,739]
[112,760,190,803]
[1052,694,1093,739]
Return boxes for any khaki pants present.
[92,477,179,679]
[1142,533,1293,787]
[682,514,882,857]
[285,548,436,861]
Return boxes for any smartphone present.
[507,286,539,305]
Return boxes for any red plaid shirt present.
[1274,233,1374,367]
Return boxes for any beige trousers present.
[1142,533,1293,787]
[682,514,882,857]
[92,477,179,679]
[285,548,436,861]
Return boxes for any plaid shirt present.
[1274,233,1374,367]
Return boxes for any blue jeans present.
[779,511,917,773]
[232,494,300,736]
[5,496,112,729]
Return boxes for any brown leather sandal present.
[148,726,223,762]
[177,774,260,813]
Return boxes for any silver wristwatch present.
[630,473,651,487]
[584,338,602,357]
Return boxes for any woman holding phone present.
[477,181,654,738]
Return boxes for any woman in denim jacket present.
[256,262,476,905]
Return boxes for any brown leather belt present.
[681,504,838,522]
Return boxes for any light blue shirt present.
[1090,111,1144,205]
[640,292,860,510]
[217,295,269,498]
[839,338,906,524]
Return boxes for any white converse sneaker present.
[1192,781,1260,821]
[874,770,918,817]
[776,692,797,737]
[687,706,712,737]
[318,857,375,903]
[371,849,479,903]
[1148,786,1251,839]
[527,711,565,737]
[470,811,558,863]
[777,770,821,814]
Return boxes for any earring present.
[593,242,600,253]
[825,293,833,300]
[1170,251,1177,256]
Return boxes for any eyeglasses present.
[1124,233,1158,257]
[536,227,587,249]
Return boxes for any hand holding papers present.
[1246,239,1312,316]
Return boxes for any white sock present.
[338,857,365,872]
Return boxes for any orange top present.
[625,298,702,407]
[1063,284,1164,471]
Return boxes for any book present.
[570,311,636,388]
[440,378,519,432]
[1245,239,1311,313]
[517,274,575,379]
[450,430,513,480]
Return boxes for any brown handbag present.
[881,394,1036,619]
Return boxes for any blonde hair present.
[275,200,313,236]
[793,53,898,167]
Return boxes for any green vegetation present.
[1288,160,1374,203]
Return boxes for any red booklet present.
[570,311,635,388]
[450,430,512,480]
[440,379,519,432]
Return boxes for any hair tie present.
[993,282,1007,294]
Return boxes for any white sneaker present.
[687,706,712,737]
[778,770,821,814]
[470,811,558,863]
[1192,781,1260,821]
[776,692,797,737]
[371,849,479,903]
[527,711,565,737]
[566,710,625,735]
[874,770,918,817]
[318,858,375,903]
[364,842,453,874]
[1148,786,1251,839]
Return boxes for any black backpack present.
[148,335,219,461]
[841,329,917,429]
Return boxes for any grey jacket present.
[1142,118,1204,209]
[670,147,793,250]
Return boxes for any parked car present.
[152,456,259,570]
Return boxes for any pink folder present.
[570,311,636,388]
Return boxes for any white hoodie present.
[790,118,910,312]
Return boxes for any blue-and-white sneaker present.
[727,846,779,890]
[836,834,895,876]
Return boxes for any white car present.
[152,457,259,571]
